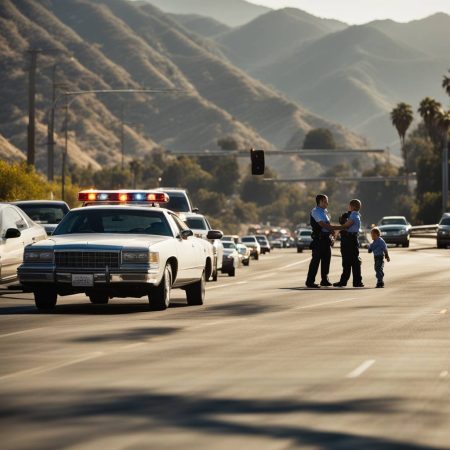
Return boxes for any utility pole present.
[27,49,39,166]
[120,103,125,170]
[61,97,68,201]
[443,133,449,213]
[47,64,57,181]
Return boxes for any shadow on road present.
[0,389,441,450]
[72,326,180,343]
[279,287,372,291]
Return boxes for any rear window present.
[241,237,256,243]
[165,193,191,213]
[223,242,236,249]
[16,204,68,224]
[300,231,311,236]
[185,217,206,230]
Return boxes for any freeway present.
[0,238,449,450]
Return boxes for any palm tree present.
[390,102,414,154]
[443,70,450,98]
[418,97,442,141]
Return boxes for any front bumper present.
[381,235,409,244]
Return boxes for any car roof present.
[380,216,407,219]
[12,200,69,206]
[69,205,170,213]
[158,188,188,194]
[183,213,205,219]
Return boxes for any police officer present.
[306,194,338,288]
[333,199,364,287]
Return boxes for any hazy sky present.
[248,0,450,24]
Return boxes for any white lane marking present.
[280,258,310,270]
[346,359,375,379]
[0,352,105,382]
[439,371,448,378]
[294,297,358,311]
[439,309,447,314]
[207,281,248,291]
[0,328,44,338]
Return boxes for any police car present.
[18,190,222,311]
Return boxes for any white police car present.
[18,191,221,311]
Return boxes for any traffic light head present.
[251,149,265,175]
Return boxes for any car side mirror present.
[179,229,193,239]
[5,228,21,239]
[207,230,223,240]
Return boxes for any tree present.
[217,136,239,151]
[390,102,414,165]
[418,97,442,142]
[303,128,336,150]
[443,70,450,97]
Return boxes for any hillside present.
[138,0,270,27]
[216,8,347,70]
[169,13,230,38]
[253,24,450,149]
[0,0,365,174]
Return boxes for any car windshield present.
[165,193,190,213]
[53,209,172,236]
[380,218,407,225]
[185,217,206,230]
[440,218,450,226]
[16,204,68,224]
[241,237,255,243]
[222,242,236,249]
[300,231,311,236]
[256,236,267,242]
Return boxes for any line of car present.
[0,188,271,312]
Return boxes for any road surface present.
[0,238,449,449]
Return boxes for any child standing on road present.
[368,227,390,288]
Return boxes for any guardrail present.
[410,224,438,239]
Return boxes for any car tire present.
[212,267,218,281]
[243,259,250,266]
[402,241,410,248]
[186,270,205,305]
[254,253,259,260]
[297,247,303,253]
[89,294,109,305]
[228,267,236,277]
[34,289,57,311]
[149,264,172,310]
[437,241,445,249]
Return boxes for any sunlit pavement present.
[0,238,449,450]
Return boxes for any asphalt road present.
[0,238,449,450]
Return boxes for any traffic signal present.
[250,149,265,175]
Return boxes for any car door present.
[169,213,203,283]
[0,207,25,282]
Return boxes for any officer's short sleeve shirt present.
[347,211,361,233]
[311,207,330,233]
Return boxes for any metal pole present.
[61,97,68,201]
[47,64,56,181]
[120,103,125,170]
[27,49,38,166]
[443,132,449,213]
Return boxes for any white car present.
[240,235,261,260]
[0,203,47,284]
[18,197,221,311]
[183,213,224,281]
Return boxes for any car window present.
[222,242,236,250]
[3,207,27,232]
[16,204,68,224]
[241,237,255,243]
[380,218,407,225]
[165,194,191,213]
[440,218,450,226]
[54,209,172,236]
[170,213,189,233]
[300,231,311,236]
[185,217,207,230]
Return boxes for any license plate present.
[72,274,94,287]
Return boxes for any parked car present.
[0,203,47,284]
[221,241,240,276]
[183,213,224,281]
[236,243,251,266]
[255,234,271,254]
[295,229,312,253]
[437,213,450,248]
[378,216,412,247]
[13,200,70,236]
[240,235,261,260]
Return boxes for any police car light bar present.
[78,190,169,203]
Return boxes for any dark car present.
[437,213,450,248]
[378,216,412,247]
[12,200,70,236]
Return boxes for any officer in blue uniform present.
[306,194,338,288]
[333,199,364,287]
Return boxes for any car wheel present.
[89,294,109,305]
[437,241,445,249]
[228,267,236,277]
[212,267,218,281]
[402,241,410,248]
[297,247,303,253]
[149,264,172,310]
[186,270,205,305]
[243,259,250,266]
[254,253,259,260]
[34,289,57,311]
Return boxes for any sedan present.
[0,203,47,284]
[437,213,450,248]
[296,229,312,253]
[378,216,412,247]
[13,200,70,236]
[221,241,240,277]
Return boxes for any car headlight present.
[24,250,54,263]
[399,229,407,235]
[122,251,150,264]
[381,232,387,236]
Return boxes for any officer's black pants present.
[339,234,362,285]
[306,238,331,284]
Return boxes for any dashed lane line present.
[346,359,376,379]
[206,281,248,291]
[0,328,44,339]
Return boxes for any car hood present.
[29,233,170,250]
